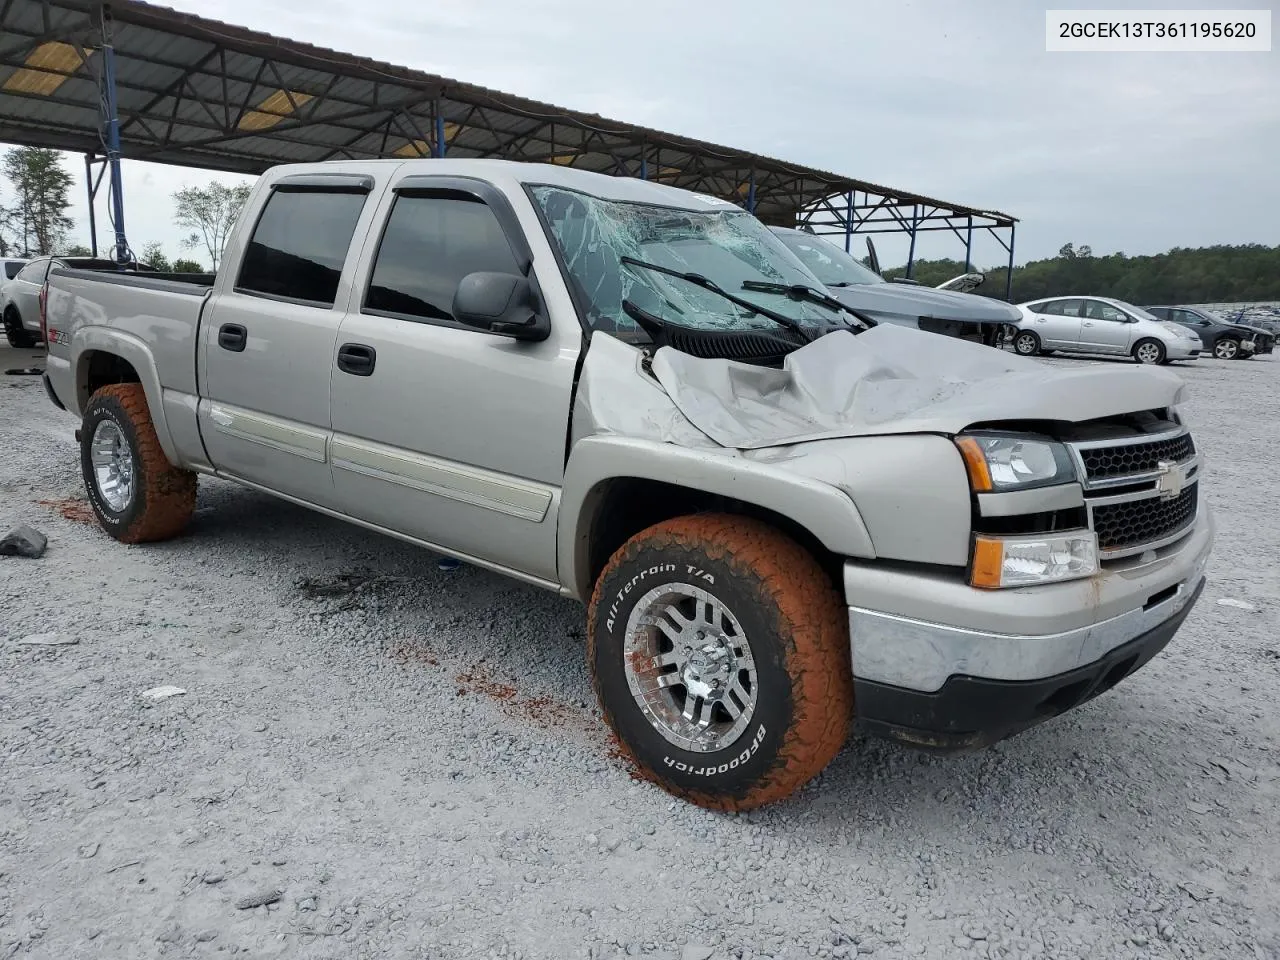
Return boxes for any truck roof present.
[261,158,748,214]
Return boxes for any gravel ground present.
[2,342,1278,960]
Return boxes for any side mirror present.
[452,271,550,342]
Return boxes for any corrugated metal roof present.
[0,0,1016,227]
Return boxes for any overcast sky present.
[4,0,1278,268]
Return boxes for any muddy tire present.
[80,383,197,543]
[588,513,852,810]
[3,307,37,348]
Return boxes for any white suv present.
[1013,296,1202,364]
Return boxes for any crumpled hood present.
[828,282,1021,324]
[649,324,1186,450]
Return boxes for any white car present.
[1012,296,1202,365]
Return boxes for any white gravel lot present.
[2,342,1278,960]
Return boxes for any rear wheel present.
[588,514,853,811]
[1013,330,1041,356]
[1213,338,1241,360]
[3,307,37,348]
[80,383,197,542]
[1132,338,1166,365]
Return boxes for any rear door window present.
[237,188,368,306]
[14,260,47,284]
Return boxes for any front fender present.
[72,326,180,466]
[559,435,875,601]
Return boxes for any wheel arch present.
[72,328,180,465]
[559,436,875,602]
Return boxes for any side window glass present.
[1087,301,1128,322]
[1057,299,1084,318]
[237,188,368,305]
[1038,300,1062,316]
[16,261,46,283]
[364,191,521,325]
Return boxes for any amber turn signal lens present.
[955,436,993,492]
[970,536,1005,589]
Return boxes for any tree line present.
[1,146,250,273]
[884,241,1280,305]
[3,145,1276,305]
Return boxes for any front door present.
[328,174,579,584]
[1080,300,1136,354]
[198,179,377,506]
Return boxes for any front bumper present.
[845,507,1213,750]
[1166,341,1201,359]
[855,577,1203,750]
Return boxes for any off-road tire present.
[3,307,37,348]
[1132,338,1166,365]
[80,383,197,543]
[1013,330,1041,356]
[588,513,852,811]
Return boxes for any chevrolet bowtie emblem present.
[1155,459,1185,499]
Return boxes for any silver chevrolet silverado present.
[41,160,1214,810]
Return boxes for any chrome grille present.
[1079,433,1195,482]
[1069,428,1200,559]
[1092,486,1198,552]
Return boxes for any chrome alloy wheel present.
[622,583,758,753]
[90,419,136,512]
[1213,339,1239,360]
[1014,332,1038,355]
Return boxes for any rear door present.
[197,173,380,506]
[328,173,579,584]
[1080,300,1136,354]
[1029,298,1084,349]
[8,258,50,329]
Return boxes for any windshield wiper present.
[619,255,814,342]
[741,279,868,327]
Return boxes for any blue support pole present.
[964,214,973,273]
[844,191,854,252]
[102,45,129,264]
[906,206,919,278]
[434,105,446,158]
[1005,223,1016,302]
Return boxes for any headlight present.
[971,533,1099,589]
[955,433,1077,491]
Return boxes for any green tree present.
[140,241,172,272]
[173,181,252,270]
[171,258,206,273]
[2,146,74,255]
[63,243,93,257]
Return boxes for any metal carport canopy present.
[0,0,1015,243]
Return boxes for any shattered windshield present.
[773,230,885,287]
[530,185,850,340]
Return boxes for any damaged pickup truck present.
[42,160,1214,810]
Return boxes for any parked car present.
[1013,296,1202,364]
[1144,305,1275,360]
[42,159,1213,810]
[769,227,1021,346]
[3,255,155,348]
[2,257,28,282]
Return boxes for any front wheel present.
[588,514,853,810]
[80,383,198,542]
[1213,338,1241,360]
[1132,338,1166,365]
[1013,330,1041,356]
